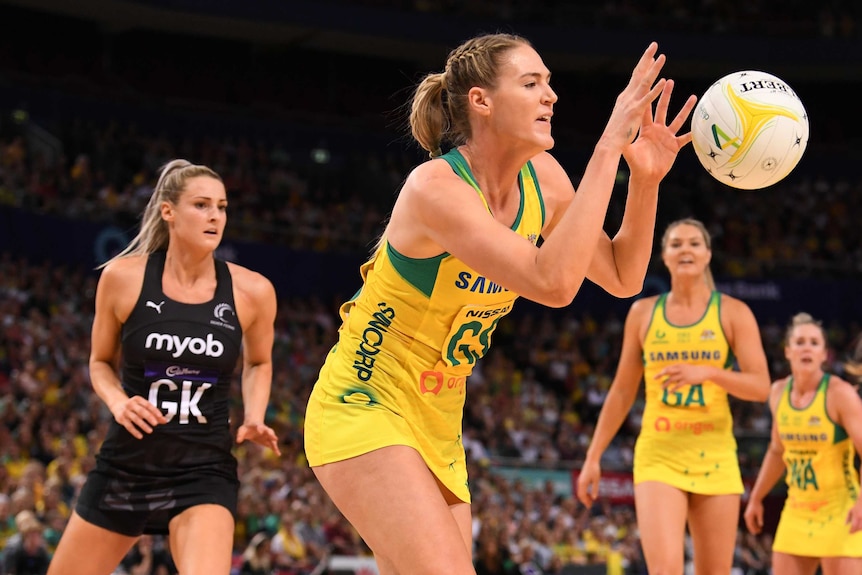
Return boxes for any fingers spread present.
[669,94,699,135]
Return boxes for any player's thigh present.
[686,493,739,575]
[772,552,820,575]
[372,509,469,575]
[313,445,475,575]
[168,503,235,575]
[822,556,862,575]
[47,512,139,575]
[449,500,473,561]
[634,481,689,575]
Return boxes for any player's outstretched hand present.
[601,42,667,151]
[237,422,281,455]
[623,77,698,184]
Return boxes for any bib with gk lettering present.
[97,251,243,472]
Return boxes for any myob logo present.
[145,332,224,358]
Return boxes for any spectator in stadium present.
[305,32,697,574]
[744,312,862,575]
[4,514,50,575]
[239,531,273,575]
[577,218,771,575]
[46,159,280,575]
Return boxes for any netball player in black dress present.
[48,160,280,575]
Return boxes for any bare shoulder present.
[100,254,147,283]
[526,152,570,190]
[527,151,563,172]
[628,295,659,320]
[392,157,485,237]
[717,293,759,335]
[826,374,860,402]
[768,377,789,410]
[96,255,147,319]
[401,157,462,192]
[624,295,659,336]
[771,376,790,397]
[717,292,754,315]
[225,262,276,306]
[99,255,147,299]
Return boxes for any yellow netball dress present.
[634,291,743,494]
[772,375,862,556]
[304,149,545,503]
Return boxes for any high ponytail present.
[409,73,448,158]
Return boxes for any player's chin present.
[537,133,555,151]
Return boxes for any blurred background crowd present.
[0,0,861,574]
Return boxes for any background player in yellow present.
[577,218,771,575]
[744,313,862,575]
[305,33,698,575]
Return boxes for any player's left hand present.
[237,422,281,455]
[656,363,712,392]
[623,79,697,184]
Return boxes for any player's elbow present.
[603,281,643,299]
[750,376,772,402]
[538,277,587,308]
[592,269,645,299]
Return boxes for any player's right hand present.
[743,499,764,534]
[600,42,667,151]
[110,395,168,439]
[576,459,602,508]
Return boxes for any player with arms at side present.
[305,33,697,575]
[47,159,280,575]
[744,313,862,575]
[577,218,771,575]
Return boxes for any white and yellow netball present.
[691,70,808,190]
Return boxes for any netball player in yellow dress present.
[577,218,771,575]
[304,34,698,575]
[745,313,862,575]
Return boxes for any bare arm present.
[585,79,697,296]
[714,297,771,401]
[232,265,280,454]
[744,380,787,534]
[389,44,674,308]
[829,377,862,533]
[657,296,770,402]
[576,298,651,506]
[89,257,167,439]
[585,299,650,463]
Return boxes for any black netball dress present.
[76,251,243,536]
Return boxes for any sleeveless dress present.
[305,150,545,502]
[772,374,862,556]
[76,251,242,535]
[634,291,743,494]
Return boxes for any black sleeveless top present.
[95,251,243,475]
